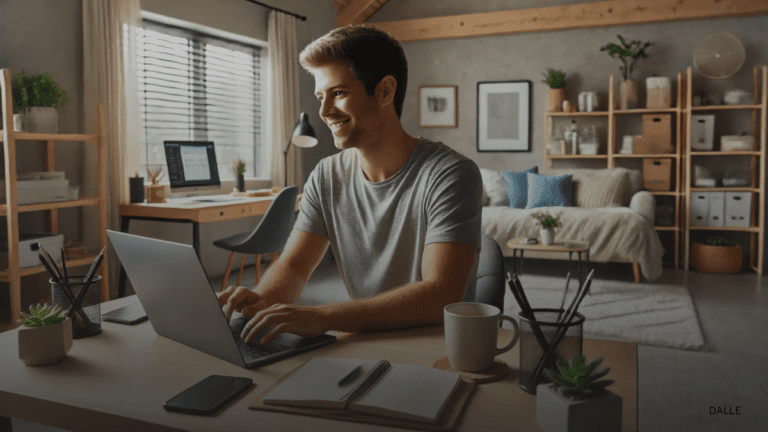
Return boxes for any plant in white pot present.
[600,35,653,111]
[18,303,73,366]
[534,213,560,245]
[537,355,622,432]
[11,71,68,134]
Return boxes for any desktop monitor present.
[164,141,221,195]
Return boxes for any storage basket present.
[690,242,743,274]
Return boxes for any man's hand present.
[240,303,331,345]
[217,285,269,321]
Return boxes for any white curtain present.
[83,0,143,298]
[268,11,301,188]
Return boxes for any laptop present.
[107,230,336,368]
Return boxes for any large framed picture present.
[419,85,457,128]
[476,80,531,152]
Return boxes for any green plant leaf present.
[43,316,64,325]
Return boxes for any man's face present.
[313,61,381,150]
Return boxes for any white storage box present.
[691,115,715,151]
[690,192,709,227]
[0,179,70,205]
[707,191,725,227]
[725,192,752,228]
[0,233,64,269]
[721,135,755,151]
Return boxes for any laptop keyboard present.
[232,330,291,359]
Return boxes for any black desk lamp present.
[283,112,317,187]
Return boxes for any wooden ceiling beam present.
[368,0,768,42]
[337,0,389,27]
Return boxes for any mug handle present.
[495,315,520,356]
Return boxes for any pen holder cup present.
[518,308,584,395]
[51,276,102,339]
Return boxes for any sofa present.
[480,167,664,282]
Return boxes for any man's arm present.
[218,229,329,320]
[241,241,478,343]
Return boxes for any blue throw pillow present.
[525,172,573,208]
[501,166,538,208]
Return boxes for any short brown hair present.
[300,25,408,119]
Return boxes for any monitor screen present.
[164,141,221,194]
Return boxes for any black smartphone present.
[163,375,254,415]
[102,304,148,325]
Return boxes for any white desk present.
[0,295,637,431]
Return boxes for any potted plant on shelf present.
[600,35,653,111]
[17,303,73,366]
[11,70,68,134]
[534,213,560,245]
[543,69,567,112]
[537,355,622,432]
[690,236,743,274]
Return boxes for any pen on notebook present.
[337,365,362,386]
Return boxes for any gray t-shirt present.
[294,137,483,300]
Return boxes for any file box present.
[690,192,709,227]
[724,192,752,228]
[707,191,725,227]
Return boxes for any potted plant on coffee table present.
[543,69,567,112]
[11,70,68,133]
[600,35,653,110]
[537,355,622,432]
[690,236,743,274]
[534,213,560,245]
[17,303,73,366]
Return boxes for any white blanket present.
[482,206,664,281]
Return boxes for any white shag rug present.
[502,274,709,351]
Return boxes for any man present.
[218,25,483,345]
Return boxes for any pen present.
[60,248,69,283]
[337,365,362,386]
[38,243,63,281]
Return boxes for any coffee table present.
[506,237,591,287]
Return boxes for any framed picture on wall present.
[419,85,457,128]
[476,80,531,152]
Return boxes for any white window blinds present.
[135,19,266,179]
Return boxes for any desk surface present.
[0,296,637,432]
[119,192,301,223]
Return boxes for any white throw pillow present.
[479,168,509,206]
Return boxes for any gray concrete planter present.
[24,106,58,133]
[536,383,622,432]
[18,317,73,366]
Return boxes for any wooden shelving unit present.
[683,66,767,275]
[544,73,685,268]
[0,68,108,331]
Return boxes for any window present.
[132,17,268,180]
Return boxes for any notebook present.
[262,358,462,424]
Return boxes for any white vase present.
[18,317,73,366]
[540,228,555,245]
[536,383,622,432]
[24,106,58,133]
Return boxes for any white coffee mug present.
[444,302,519,372]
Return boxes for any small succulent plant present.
[705,236,733,247]
[20,303,66,327]
[546,355,614,400]
[542,69,567,89]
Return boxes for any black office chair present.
[474,233,506,314]
[213,186,299,290]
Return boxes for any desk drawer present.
[197,202,270,222]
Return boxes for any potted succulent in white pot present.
[537,355,622,432]
[535,213,560,245]
[17,303,73,366]
[11,71,68,134]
